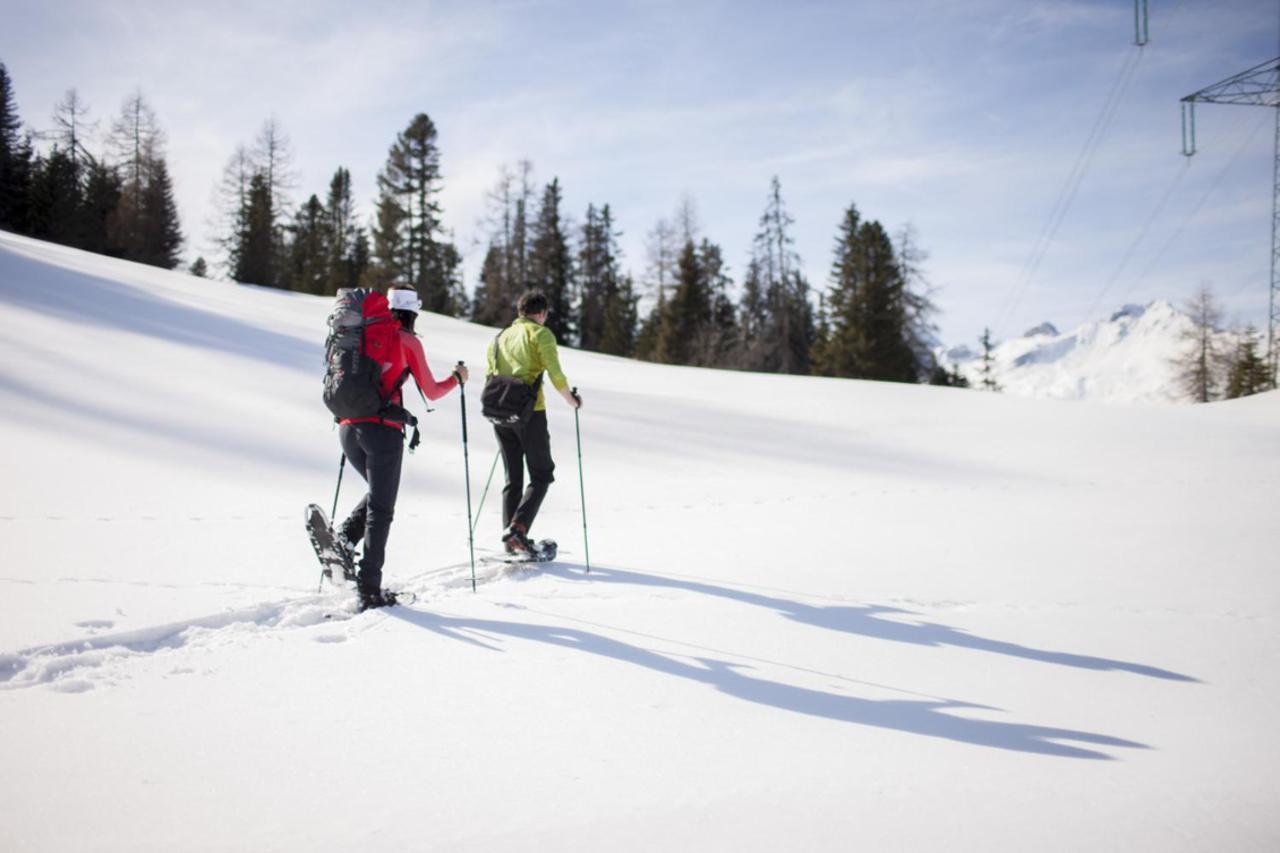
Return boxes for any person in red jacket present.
[337,285,468,610]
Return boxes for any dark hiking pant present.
[495,409,556,533]
[338,422,404,595]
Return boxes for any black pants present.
[337,422,404,595]
[495,409,555,533]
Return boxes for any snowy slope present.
[1,230,1278,852]
[939,302,1232,403]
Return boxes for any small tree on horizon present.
[978,328,1001,391]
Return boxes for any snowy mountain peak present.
[1022,322,1059,338]
[939,300,1214,403]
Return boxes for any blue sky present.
[1,0,1275,345]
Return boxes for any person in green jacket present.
[487,289,582,555]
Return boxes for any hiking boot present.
[358,589,399,612]
[502,522,533,555]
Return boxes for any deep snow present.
[1,231,1278,851]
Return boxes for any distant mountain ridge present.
[937,301,1234,403]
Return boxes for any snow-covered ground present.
[939,301,1234,403]
[1,230,1278,851]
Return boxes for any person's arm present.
[535,327,579,408]
[403,333,460,401]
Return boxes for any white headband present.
[389,289,421,313]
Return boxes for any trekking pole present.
[471,450,501,536]
[572,387,590,573]
[456,362,477,592]
[331,454,346,522]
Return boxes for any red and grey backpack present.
[322,288,411,423]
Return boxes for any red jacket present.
[340,329,457,428]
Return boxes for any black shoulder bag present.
[480,330,543,428]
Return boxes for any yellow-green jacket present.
[485,317,569,412]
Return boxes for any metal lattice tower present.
[1180,57,1280,386]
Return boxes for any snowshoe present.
[305,504,357,583]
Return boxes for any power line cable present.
[1082,157,1192,320]
[1127,110,1271,296]
[995,46,1145,337]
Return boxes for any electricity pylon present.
[1181,57,1280,385]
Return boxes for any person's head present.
[389,286,421,332]
[517,289,549,323]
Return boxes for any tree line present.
[1,58,959,386]
[0,63,181,269]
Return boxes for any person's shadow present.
[543,564,1197,683]
[391,606,1149,760]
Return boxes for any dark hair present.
[517,289,549,317]
[392,310,417,333]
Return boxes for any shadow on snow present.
[391,605,1148,760]
[546,564,1198,683]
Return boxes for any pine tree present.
[740,177,814,374]
[634,216,678,361]
[211,144,254,276]
[139,157,182,268]
[527,178,575,341]
[80,158,122,256]
[323,167,357,295]
[106,91,158,255]
[1175,285,1228,403]
[654,239,710,364]
[577,203,616,351]
[977,328,1000,391]
[232,173,276,286]
[1225,326,1271,398]
[27,146,81,246]
[0,62,34,233]
[601,271,639,357]
[371,113,464,314]
[818,204,920,382]
[282,194,330,294]
[596,205,638,356]
[190,256,209,278]
[471,162,533,326]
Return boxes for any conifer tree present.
[578,203,624,351]
[79,158,122,256]
[634,216,678,361]
[139,158,183,268]
[211,144,254,276]
[232,173,276,286]
[1175,285,1228,403]
[601,271,639,357]
[323,167,357,294]
[817,204,928,382]
[371,113,464,314]
[651,238,736,367]
[27,146,81,246]
[102,93,182,268]
[0,62,34,233]
[106,91,158,254]
[190,256,209,278]
[740,177,813,374]
[1225,326,1271,398]
[977,328,1001,391]
[282,194,329,294]
[471,162,535,325]
[526,177,574,341]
